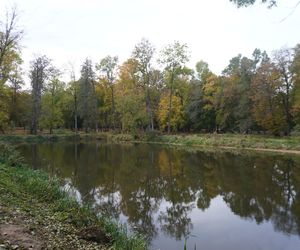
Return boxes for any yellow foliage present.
[157,93,185,132]
[251,62,287,134]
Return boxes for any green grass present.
[101,132,300,152]
[0,133,80,143]
[2,131,300,152]
[0,143,146,249]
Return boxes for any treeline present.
[1,9,300,135]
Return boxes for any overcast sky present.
[1,0,300,84]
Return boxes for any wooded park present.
[1,5,300,137]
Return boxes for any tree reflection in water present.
[18,142,300,245]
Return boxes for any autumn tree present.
[292,44,300,126]
[132,38,156,131]
[273,48,295,134]
[29,55,51,135]
[96,55,118,129]
[251,61,286,134]
[158,41,189,133]
[158,92,185,132]
[218,51,265,133]
[0,7,23,132]
[115,58,146,131]
[0,7,23,83]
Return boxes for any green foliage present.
[0,85,10,131]
[220,54,256,132]
[132,38,157,131]
[96,55,119,129]
[158,41,190,133]
[115,58,148,132]
[186,62,217,132]
[78,58,98,132]
[0,8,23,86]
[0,8,23,132]
[105,133,300,151]
[29,55,52,134]
[1,30,300,136]
[292,44,300,125]
[251,61,287,134]
[40,74,65,133]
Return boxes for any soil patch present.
[0,224,43,249]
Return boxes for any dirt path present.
[0,203,106,250]
[0,205,44,250]
[0,224,43,249]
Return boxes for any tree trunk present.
[74,87,78,134]
[167,72,175,134]
[146,89,154,131]
[167,86,173,134]
[31,100,38,135]
[111,86,115,129]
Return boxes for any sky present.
[0,0,300,85]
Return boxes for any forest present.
[1,6,300,136]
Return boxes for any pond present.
[17,142,300,250]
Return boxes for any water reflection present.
[18,142,300,249]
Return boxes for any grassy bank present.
[0,133,80,143]
[0,143,146,250]
[104,132,300,153]
[2,132,300,153]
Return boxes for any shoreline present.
[124,140,300,155]
[1,132,300,154]
[0,143,146,250]
[102,133,300,155]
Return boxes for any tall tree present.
[96,55,118,129]
[273,48,295,134]
[158,41,189,133]
[292,44,300,126]
[8,57,23,128]
[68,63,79,133]
[78,59,98,132]
[29,55,51,135]
[40,67,64,134]
[0,7,23,132]
[220,53,257,132]
[132,38,156,131]
[0,7,23,83]
[115,58,146,132]
[251,61,286,134]
[186,61,217,132]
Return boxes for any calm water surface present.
[17,142,300,250]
